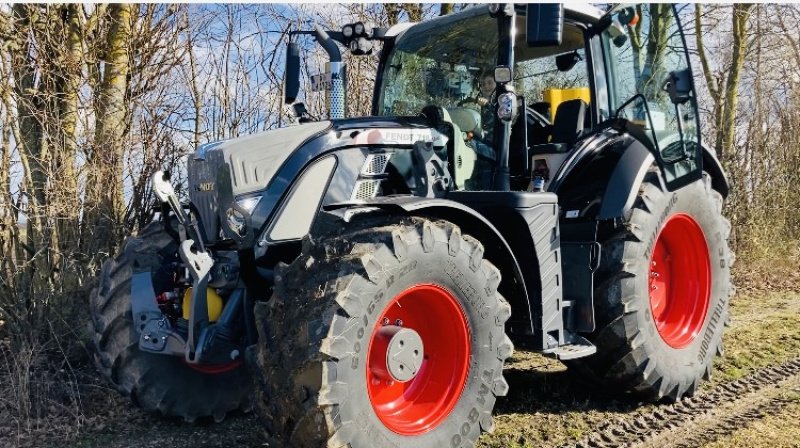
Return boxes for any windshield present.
[376,8,499,117]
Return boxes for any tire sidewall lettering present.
[638,180,728,377]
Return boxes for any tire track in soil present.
[563,357,800,448]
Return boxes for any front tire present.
[89,222,253,422]
[568,172,733,401]
[255,215,513,447]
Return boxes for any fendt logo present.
[195,182,215,192]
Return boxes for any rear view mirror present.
[663,68,692,105]
[284,42,300,104]
[527,4,563,47]
[555,51,581,72]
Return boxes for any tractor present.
[90,4,732,447]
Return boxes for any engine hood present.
[187,116,443,246]
[193,121,332,197]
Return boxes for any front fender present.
[325,196,535,337]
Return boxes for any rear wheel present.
[568,172,733,401]
[89,222,252,422]
[254,215,513,447]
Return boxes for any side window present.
[515,47,590,122]
[603,5,702,190]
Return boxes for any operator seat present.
[529,98,587,155]
[420,106,481,190]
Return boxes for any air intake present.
[361,153,392,176]
[351,179,382,201]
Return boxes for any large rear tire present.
[255,215,513,447]
[89,222,252,422]
[568,172,733,401]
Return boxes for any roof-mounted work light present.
[341,22,373,55]
[354,22,365,35]
[342,24,353,38]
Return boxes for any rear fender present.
[597,141,729,219]
[702,144,729,199]
[556,136,729,221]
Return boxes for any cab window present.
[601,5,702,189]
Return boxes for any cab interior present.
[443,19,593,192]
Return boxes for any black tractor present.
[90,4,732,447]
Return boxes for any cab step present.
[542,334,596,360]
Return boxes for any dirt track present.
[577,358,800,448]
[5,289,799,448]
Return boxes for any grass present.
[703,396,800,448]
[712,291,800,383]
[477,287,800,447]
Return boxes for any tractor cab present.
[362,4,712,350]
[373,4,704,196]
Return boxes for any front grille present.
[190,188,219,241]
[187,156,221,242]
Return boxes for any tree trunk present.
[83,3,133,256]
[718,4,754,164]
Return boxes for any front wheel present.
[254,215,513,447]
[89,222,252,422]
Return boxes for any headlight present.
[225,196,261,237]
[237,196,261,213]
[226,208,246,237]
[342,25,353,38]
[354,22,365,35]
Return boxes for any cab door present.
[600,4,703,191]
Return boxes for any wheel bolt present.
[382,317,390,326]
[395,319,403,326]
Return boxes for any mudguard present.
[325,196,536,338]
[598,139,654,219]
[556,134,729,221]
[702,144,729,199]
[598,141,729,219]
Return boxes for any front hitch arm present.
[151,170,207,252]
[151,170,215,362]
[178,239,214,364]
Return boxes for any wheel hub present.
[370,326,425,382]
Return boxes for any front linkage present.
[132,171,246,367]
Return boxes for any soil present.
[3,286,799,448]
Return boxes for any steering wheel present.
[526,106,551,127]
[457,96,482,107]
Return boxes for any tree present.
[695,3,754,164]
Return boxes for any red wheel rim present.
[366,284,471,435]
[183,359,242,374]
[648,213,711,348]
